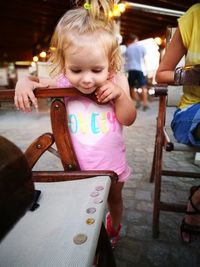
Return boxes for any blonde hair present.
[49,0,122,77]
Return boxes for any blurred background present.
[0,0,198,88]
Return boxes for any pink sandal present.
[105,213,121,248]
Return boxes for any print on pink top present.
[68,100,117,146]
[58,74,131,181]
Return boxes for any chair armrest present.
[25,133,54,169]
[32,170,118,183]
[153,84,168,96]
[163,127,174,151]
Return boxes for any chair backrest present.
[0,88,118,183]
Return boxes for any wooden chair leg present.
[150,141,156,183]
[152,95,166,238]
[95,223,116,267]
[152,138,163,238]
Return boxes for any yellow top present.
[178,3,200,109]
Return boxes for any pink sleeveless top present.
[57,75,131,182]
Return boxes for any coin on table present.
[86,217,95,225]
[73,233,87,245]
[86,207,96,214]
[95,185,104,191]
[93,197,103,204]
[90,191,99,197]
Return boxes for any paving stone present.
[135,190,152,201]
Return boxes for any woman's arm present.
[155,28,187,83]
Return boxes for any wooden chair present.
[150,64,200,238]
[0,88,117,267]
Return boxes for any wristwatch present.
[174,64,200,85]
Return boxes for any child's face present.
[64,40,110,94]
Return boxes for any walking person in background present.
[125,34,149,111]
[14,0,137,248]
[155,3,200,243]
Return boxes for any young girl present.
[155,4,200,243]
[14,0,137,247]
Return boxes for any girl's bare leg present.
[107,182,124,229]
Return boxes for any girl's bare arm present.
[96,73,136,126]
[14,76,56,112]
[113,73,137,126]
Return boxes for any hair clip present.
[84,2,91,10]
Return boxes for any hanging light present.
[109,3,126,18]
[118,3,126,13]
[39,51,47,59]
[33,56,39,62]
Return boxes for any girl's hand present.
[14,76,48,112]
[95,80,123,103]
[95,73,136,126]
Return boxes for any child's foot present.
[105,212,121,248]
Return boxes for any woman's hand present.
[14,76,48,112]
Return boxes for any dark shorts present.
[171,103,200,147]
[128,70,147,88]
